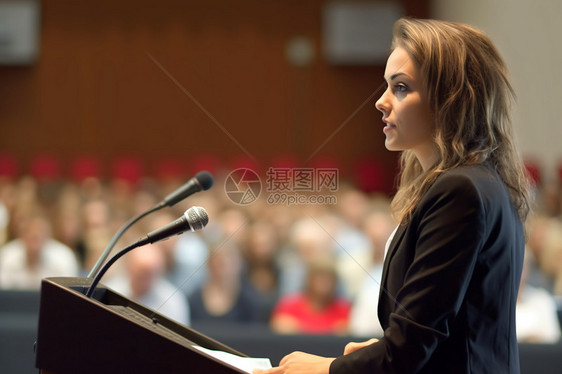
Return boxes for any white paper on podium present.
[193,345,272,373]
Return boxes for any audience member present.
[242,220,281,323]
[0,179,16,245]
[148,211,209,298]
[260,204,295,250]
[516,252,561,343]
[53,184,83,259]
[277,216,336,296]
[8,177,40,240]
[525,213,558,291]
[0,213,79,289]
[107,241,191,326]
[540,220,562,295]
[80,198,114,274]
[215,207,250,247]
[537,178,562,217]
[189,238,260,324]
[270,260,351,335]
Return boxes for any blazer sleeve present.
[331,171,490,373]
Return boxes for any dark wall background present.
[0,0,428,191]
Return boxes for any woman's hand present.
[253,351,335,374]
[343,338,379,355]
[252,338,378,374]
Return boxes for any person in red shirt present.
[270,260,351,335]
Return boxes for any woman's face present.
[375,47,436,169]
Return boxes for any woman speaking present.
[255,17,532,374]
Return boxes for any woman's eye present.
[395,84,408,93]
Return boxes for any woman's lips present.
[383,123,396,133]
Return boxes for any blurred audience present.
[0,163,560,343]
[270,260,351,335]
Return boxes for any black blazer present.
[331,164,524,373]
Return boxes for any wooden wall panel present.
[0,0,428,191]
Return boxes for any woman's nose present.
[375,88,390,115]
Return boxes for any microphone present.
[142,206,209,245]
[160,171,214,207]
[85,206,209,298]
[86,171,214,279]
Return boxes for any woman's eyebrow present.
[385,72,408,82]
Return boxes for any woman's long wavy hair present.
[390,18,532,223]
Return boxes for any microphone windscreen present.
[195,171,214,191]
[186,206,209,231]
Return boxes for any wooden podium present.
[35,277,250,374]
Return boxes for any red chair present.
[70,155,102,182]
[30,154,61,181]
[111,155,144,186]
[0,153,19,179]
[523,159,541,187]
[353,156,393,194]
